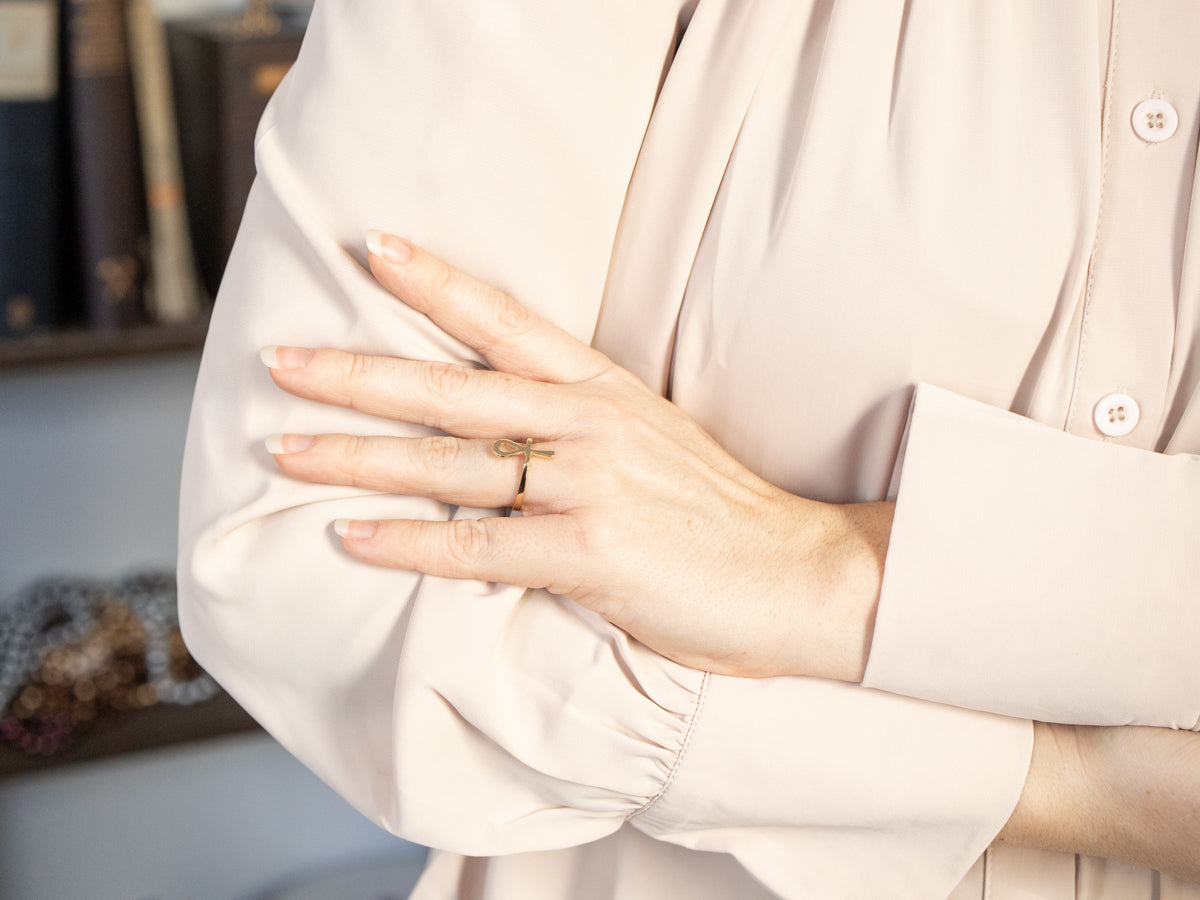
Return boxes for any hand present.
[262,232,892,681]
[999,722,1200,883]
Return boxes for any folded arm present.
[178,3,1196,896]
[179,8,1036,899]
[256,233,1200,885]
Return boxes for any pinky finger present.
[332,514,580,592]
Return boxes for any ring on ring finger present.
[492,438,554,512]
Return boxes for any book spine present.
[0,0,62,338]
[165,22,221,300]
[63,0,147,330]
[126,0,203,322]
[167,19,306,300]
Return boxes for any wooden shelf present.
[0,317,210,370]
[0,691,259,779]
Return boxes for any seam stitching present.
[1067,0,1121,433]
[628,670,711,820]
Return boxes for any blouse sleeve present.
[864,382,1200,730]
[177,3,1032,898]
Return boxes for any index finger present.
[366,230,612,385]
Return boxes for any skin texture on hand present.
[262,231,891,682]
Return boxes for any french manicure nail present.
[365,229,412,264]
[260,346,314,370]
[265,433,314,455]
[334,519,378,540]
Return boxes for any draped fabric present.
[178,2,1200,896]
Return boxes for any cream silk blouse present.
[177,1,1200,897]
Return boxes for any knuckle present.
[586,454,623,495]
[417,434,461,477]
[432,259,460,298]
[571,385,633,431]
[342,435,374,488]
[447,518,493,567]
[562,516,596,559]
[421,360,470,402]
[493,298,536,338]
[589,390,628,423]
[478,296,536,357]
[344,433,371,463]
[605,363,645,391]
[343,352,372,384]
[581,515,616,556]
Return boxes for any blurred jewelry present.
[0,572,218,757]
[492,439,554,512]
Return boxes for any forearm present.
[820,493,1200,883]
[998,722,1200,882]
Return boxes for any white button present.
[1093,393,1140,437]
[1131,98,1179,143]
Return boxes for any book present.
[0,0,62,338]
[126,0,203,322]
[62,0,148,330]
[167,9,307,299]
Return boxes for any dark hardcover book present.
[63,0,148,330]
[0,0,63,338]
[167,10,306,299]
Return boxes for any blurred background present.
[0,0,428,896]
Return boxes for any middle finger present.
[264,347,572,438]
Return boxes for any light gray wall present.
[0,354,197,598]
[1,4,423,899]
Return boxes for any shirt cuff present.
[632,672,1032,900]
[865,382,1200,729]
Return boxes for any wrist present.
[996,722,1097,854]
[1000,722,1200,883]
[1072,724,1200,881]
[787,500,892,682]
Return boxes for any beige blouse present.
[177,1,1200,897]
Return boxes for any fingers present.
[262,347,570,439]
[365,230,612,385]
[267,432,566,511]
[332,513,584,594]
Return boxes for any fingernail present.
[260,346,314,369]
[334,519,378,540]
[365,229,412,265]
[265,433,314,455]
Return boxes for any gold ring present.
[492,438,554,512]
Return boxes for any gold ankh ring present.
[492,439,554,512]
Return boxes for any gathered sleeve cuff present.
[632,673,1030,900]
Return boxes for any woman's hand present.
[262,231,892,681]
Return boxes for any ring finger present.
[267,432,566,511]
